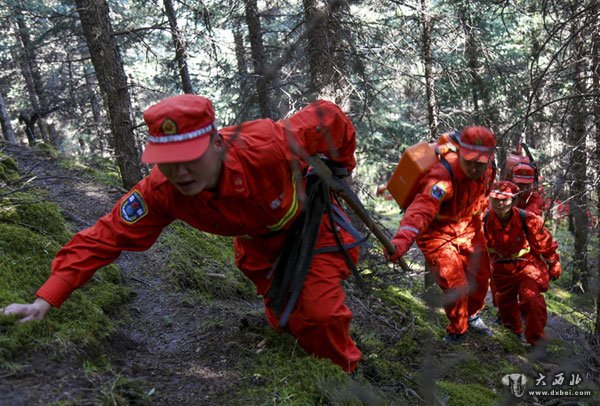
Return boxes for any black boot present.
[443,333,466,344]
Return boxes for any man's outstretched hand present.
[549,262,562,281]
[1,298,52,322]
[383,229,416,262]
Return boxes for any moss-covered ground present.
[161,221,256,300]
[0,152,130,372]
[1,145,599,404]
[58,154,124,188]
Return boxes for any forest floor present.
[0,143,598,405]
[0,143,265,405]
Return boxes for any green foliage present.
[546,286,595,332]
[445,351,512,388]
[0,193,72,244]
[349,256,541,403]
[354,328,416,385]
[0,202,129,368]
[544,221,596,331]
[346,276,440,394]
[161,221,256,300]
[233,328,386,405]
[437,381,499,406]
[100,374,152,405]
[0,223,59,299]
[551,223,574,271]
[493,327,527,355]
[58,156,122,188]
[0,153,19,184]
[33,142,59,159]
[81,155,123,187]
[375,285,444,333]
[1,1,598,401]
[81,355,153,404]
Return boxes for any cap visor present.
[141,136,210,164]
[489,193,512,200]
[460,148,491,163]
[513,176,534,184]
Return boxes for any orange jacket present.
[484,207,559,269]
[36,100,357,307]
[394,152,493,246]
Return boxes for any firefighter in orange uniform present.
[1,95,363,373]
[512,163,546,216]
[386,126,496,343]
[485,181,561,346]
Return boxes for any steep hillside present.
[0,142,598,405]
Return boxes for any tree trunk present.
[244,0,275,119]
[462,16,482,115]
[17,111,38,147]
[0,92,17,144]
[163,0,194,94]
[458,5,496,129]
[420,0,437,289]
[592,0,600,333]
[568,7,590,292]
[302,0,353,110]
[84,62,106,155]
[13,30,40,144]
[233,22,253,122]
[14,3,58,146]
[525,24,543,150]
[74,0,142,189]
[421,0,438,139]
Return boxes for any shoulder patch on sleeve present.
[430,184,447,201]
[120,190,148,224]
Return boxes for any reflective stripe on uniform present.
[268,172,300,231]
[487,246,530,261]
[400,225,419,235]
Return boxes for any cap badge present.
[161,118,178,135]
[475,138,483,146]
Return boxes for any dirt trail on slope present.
[0,144,264,405]
[1,144,597,405]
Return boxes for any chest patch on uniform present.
[120,190,147,224]
[430,184,446,201]
[232,174,246,193]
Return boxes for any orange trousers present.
[491,257,549,345]
[235,214,361,372]
[419,232,490,334]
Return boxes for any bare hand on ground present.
[1,298,52,322]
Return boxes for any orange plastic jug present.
[386,141,438,210]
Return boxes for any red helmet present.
[489,181,519,200]
[459,126,496,163]
[512,163,535,184]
